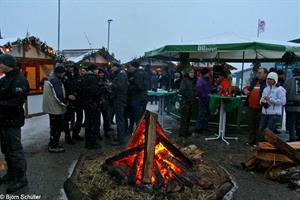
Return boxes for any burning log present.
[159,152,211,188]
[128,152,141,185]
[170,170,193,189]
[160,160,194,189]
[142,112,157,184]
[103,145,144,167]
[153,162,164,192]
[157,132,193,167]
[103,110,197,193]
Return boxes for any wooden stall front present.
[0,36,56,117]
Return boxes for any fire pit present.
[64,111,236,199]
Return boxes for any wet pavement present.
[0,105,299,200]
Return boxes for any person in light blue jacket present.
[258,72,286,140]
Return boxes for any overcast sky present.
[1,0,299,63]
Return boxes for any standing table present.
[205,94,242,145]
[147,89,177,132]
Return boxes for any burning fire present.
[112,139,184,187]
[104,111,194,192]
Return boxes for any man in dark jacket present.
[63,63,83,143]
[98,68,113,138]
[243,67,268,145]
[81,64,102,149]
[127,63,150,133]
[285,68,300,141]
[110,62,128,145]
[0,54,29,193]
[179,67,196,137]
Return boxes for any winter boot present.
[65,136,76,145]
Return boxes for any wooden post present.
[142,111,158,184]
[263,128,300,164]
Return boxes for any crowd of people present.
[178,65,233,137]
[177,63,300,148]
[42,61,151,152]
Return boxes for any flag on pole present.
[257,19,266,37]
[0,28,3,39]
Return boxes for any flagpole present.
[58,0,61,52]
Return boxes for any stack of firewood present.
[242,129,300,189]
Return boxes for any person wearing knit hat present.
[178,67,196,137]
[0,54,18,70]
[54,63,66,75]
[43,63,68,153]
[80,63,102,149]
[87,64,98,72]
[110,61,128,146]
[258,71,286,141]
[111,62,123,71]
[266,72,278,84]
[0,54,29,192]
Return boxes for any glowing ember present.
[103,111,194,192]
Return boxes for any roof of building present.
[62,47,118,63]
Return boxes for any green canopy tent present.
[145,33,300,88]
[145,34,300,62]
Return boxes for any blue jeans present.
[259,114,280,141]
[286,112,300,141]
[114,100,127,144]
[196,101,210,130]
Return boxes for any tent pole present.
[240,51,245,89]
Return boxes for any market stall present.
[145,33,300,131]
[65,47,118,68]
[0,36,58,117]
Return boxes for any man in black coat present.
[63,63,83,143]
[81,64,102,149]
[98,68,113,138]
[127,63,150,133]
[0,54,29,193]
[110,62,128,145]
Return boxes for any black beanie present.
[54,64,65,73]
[87,64,98,71]
[112,62,122,68]
[0,54,17,69]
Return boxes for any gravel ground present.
[0,105,299,200]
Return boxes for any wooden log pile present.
[242,128,300,189]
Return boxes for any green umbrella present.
[145,34,300,63]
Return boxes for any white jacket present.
[260,84,286,115]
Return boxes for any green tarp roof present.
[145,34,300,62]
